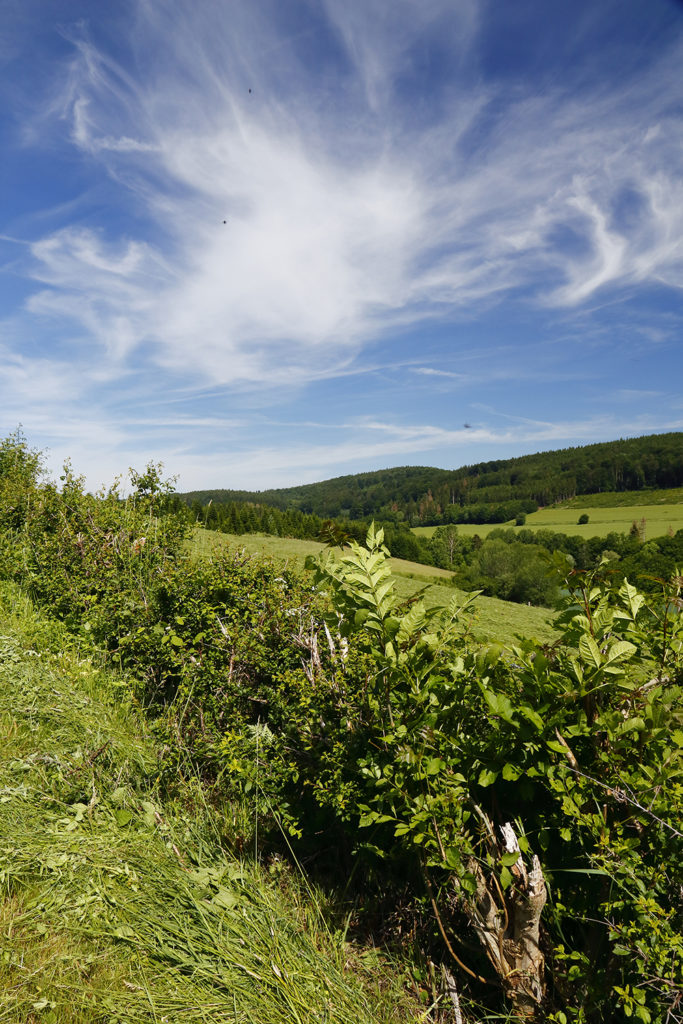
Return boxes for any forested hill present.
[181,432,683,523]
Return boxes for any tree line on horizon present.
[180,432,683,526]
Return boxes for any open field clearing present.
[190,528,454,578]
[413,498,683,541]
[189,529,556,645]
[564,486,683,508]
[190,527,328,563]
[520,502,682,537]
[392,576,556,645]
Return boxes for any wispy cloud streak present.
[1,0,681,489]
[12,0,682,391]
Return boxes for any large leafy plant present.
[303,527,682,1022]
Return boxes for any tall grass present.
[0,583,429,1024]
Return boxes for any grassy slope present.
[190,529,556,646]
[563,486,683,508]
[413,496,683,541]
[190,528,454,578]
[0,583,419,1024]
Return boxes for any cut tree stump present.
[463,819,547,1020]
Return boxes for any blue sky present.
[1,0,682,491]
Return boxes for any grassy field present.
[190,529,556,646]
[190,528,455,578]
[413,498,683,541]
[0,582,419,1024]
[565,486,683,508]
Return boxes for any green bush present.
[578,513,589,525]
[456,536,559,605]
[2,432,681,1023]
[285,529,683,1021]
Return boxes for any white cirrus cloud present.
[8,0,679,396]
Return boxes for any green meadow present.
[413,496,683,541]
[189,529,556,646]
[190,528,453,577]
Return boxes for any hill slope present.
[190,528,557,645]
[181,431,683,521]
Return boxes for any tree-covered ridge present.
[180,432,683,523]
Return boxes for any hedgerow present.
[0,431,681,1022]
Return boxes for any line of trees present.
[189,492,683,608]
[181,432,683,525]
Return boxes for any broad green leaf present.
[461,871,478,895]
[519,705,544,732]
[483,689,517,725]
[478,767,498,787]
[616,717,646,735]
[606,640,636,663]
[396,602,426,643]
[619,580,645,618]
[374,580,395,607]
[212,886,238,910]
[579,634,602,669]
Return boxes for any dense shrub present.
[1,432,681,1022]
[286,531,683,1022]
[455,536,559,605]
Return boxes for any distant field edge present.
[412,495,683,541]
[559,486,683,508]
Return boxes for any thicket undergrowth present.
[0,430,681,1023]
[0,583,418,1024]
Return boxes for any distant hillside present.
[181,432,683,525]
